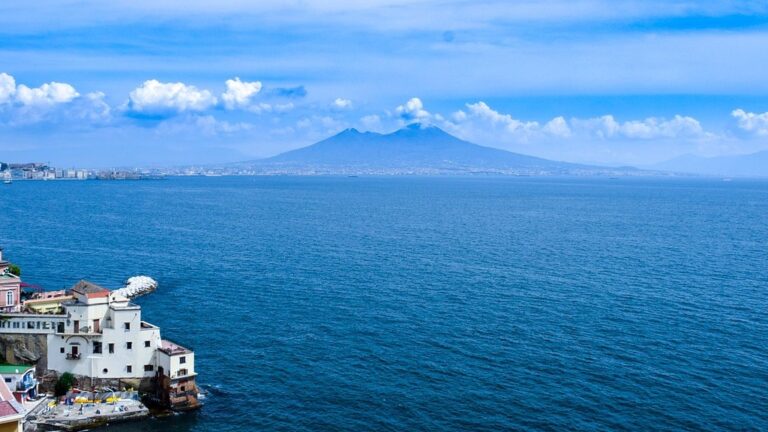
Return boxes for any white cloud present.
[332,98,352,109]
[72,92,112,122]
[461,101,540,133]
[395,97,430,122]
[249,102,295,114]
[127,79,216,114]
[542,116,571,137]
[731,109,768,136]
[0,73,15,104]
[0,73,79,107]
[0,72,108,126]
[15,82,79,106]
[222,77,262,110]
[436,102,711,154]
[572,114,705,139]
[156,114,252,136]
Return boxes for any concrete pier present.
[29,392,149,431]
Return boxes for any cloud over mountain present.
[396,98,430,122]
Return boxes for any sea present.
[1,176,766,431]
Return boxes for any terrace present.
[158,339,192,356]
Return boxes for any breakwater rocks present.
[113,276,158,299]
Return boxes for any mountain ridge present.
[238,123,640,175]
[651,150,768,177]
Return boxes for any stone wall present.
[39,370,154,394]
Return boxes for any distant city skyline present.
[2,1,768,169]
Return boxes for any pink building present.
[0,248,21,313]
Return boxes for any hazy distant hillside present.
[652,151,768,177]
[241,124,645,175]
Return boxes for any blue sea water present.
[1,176,767,431]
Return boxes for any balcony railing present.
[66,353,81,360]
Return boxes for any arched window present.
[5,291,13,306]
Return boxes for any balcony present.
[66,352,81,360]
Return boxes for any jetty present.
[30,391,148,431]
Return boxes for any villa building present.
[0,249,20,313]
[0,249,199,411]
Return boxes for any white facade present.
[46,286,164,380]
[0,314,65,334]
[1,280,194,384]
[157,341,195,381]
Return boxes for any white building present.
[46,281,165,381]
[0,280,199,410]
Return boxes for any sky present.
[2,0,768,168]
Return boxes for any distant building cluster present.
[0,162,164,182]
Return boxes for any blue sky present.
[2,0,768,167]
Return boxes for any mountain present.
[243,123,640,175]
[651,150,768,177]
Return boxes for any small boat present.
[3,179,11,185]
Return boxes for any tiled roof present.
[71,280,108,294]
[0,400,20,417]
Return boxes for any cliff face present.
[0,333,48,372]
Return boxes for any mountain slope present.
[652,150,768,177]
[255,124,588,172]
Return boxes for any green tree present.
[8,264,20,277]
[54,372,75,397]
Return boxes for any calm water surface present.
[1,176,766,431]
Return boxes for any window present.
[126,365,132,373]
[93,341,102,354]
[57,322,64,333]
[124,322,130,331]
[5,290,13,305]
[108,343,114,354]
[60,347,65,353]
[144,365,154,372]
[178,368,188,376]
[144,340,151,348]
[126,342,132,350]
[180,356,186,364]
[4,378,10,383]
[103,368,108,374]
[73,320,79,334]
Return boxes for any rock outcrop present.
[0,333,48,372]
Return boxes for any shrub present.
[8,264,20,277]
[54,372,75,397]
